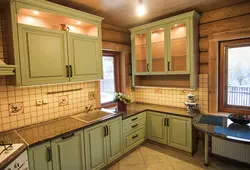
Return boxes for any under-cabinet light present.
[33,11,39,15]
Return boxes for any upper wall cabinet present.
[3,0,103,86]
[130,11,200,88]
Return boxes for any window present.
[100,51,120,107]
[219,38,250,113]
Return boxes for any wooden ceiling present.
[48,0,247,28]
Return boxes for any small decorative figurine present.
[184,93,199,113]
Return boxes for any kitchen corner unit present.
[2,0,103,86]
[130,11,200,89]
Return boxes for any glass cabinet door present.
[168,20,189,74]
[150,27,166,73]
[135,32,148,74]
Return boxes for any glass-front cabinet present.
[134,32,148,74]
[150,26,166,74]
[130,11,200,88]
[168,20,190,74]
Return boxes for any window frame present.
[219,38,250,114]
[101,51,121,108]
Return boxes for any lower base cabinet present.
[84,117,122,170]
[28,142,52,170]
[167,115,192,152]
[51,131,85,170]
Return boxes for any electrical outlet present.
[36,100,43,106]
[59,95,68,106]
[88,91,96,100]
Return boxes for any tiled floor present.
[107,142,250,170]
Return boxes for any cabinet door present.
[106,117,123,163]
[28,142,52,170]
[18,24,69,85]
[133,31,149,75]
[149,26,166,74]
[51,131,85,170]
[167,115,192,152]
[68,33,102,82]
[84,123,107,170]
[147,111,167,144]
[167,19,190,74]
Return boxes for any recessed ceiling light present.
[174,24,178,27]
[137,0,146,17]
[76,21,81,25]
[33,11,39,15]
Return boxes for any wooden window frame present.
[208,27,250,113]
[219,38,250,114]
[101,51,121,108]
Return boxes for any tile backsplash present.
[129,74,209,114]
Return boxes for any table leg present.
[204,133,209,166]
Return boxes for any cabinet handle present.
[132,134,138,139]
[106,125,109,136]
[62,132,75,140]
[131,124,138,128]
[66,65,70,77]
[131,117,138,121]
[103,126,107,137]
[146,63,149,72]
[46,147,52,162]
[164,117,167,126]
[168,62,170,71]
[69,65,73,77]
[166,118,169,127]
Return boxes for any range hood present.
[0,59,16,76]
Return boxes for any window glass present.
[100,56,115,104]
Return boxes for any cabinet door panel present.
[51,131,85,170]
[84,123,107,170]
[147,112,167,144]
[68,33,102,82]
[18,24,69,85]
[167,20,190,74]
[106,117,123,163]
[167,115,192,152]
[28,142,52,170]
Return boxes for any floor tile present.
[119,149,144,165]
[119,164,146,170]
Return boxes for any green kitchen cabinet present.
[84,122,107,170]
[84,117,122,170]
[147,111,167,144]
[106,117,123,163]
[68,33,102,82]
[18,24,69,85]
[28,142,52,170]
[167,115,192,152]
[51,131,85,170]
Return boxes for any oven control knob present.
[14,162,20,168]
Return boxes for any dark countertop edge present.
[192,116,250,145]
[122,109,198,120]
[0,143,28,170]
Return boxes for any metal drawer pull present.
[132,134,138,139]
[62,132,75,140]
[166,118,169,127]
[46,147,52,162]
[66,65,70,77]
[131,117,138,121]
[106,125,109,136]
[164,117,167,126]
[103,126,107,137]
[131,124,138,128]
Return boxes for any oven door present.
[18,161,29,170]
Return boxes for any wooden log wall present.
[199,1,250,74]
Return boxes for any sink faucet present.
[85,105,93,113]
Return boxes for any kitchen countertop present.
[193,114,250,144]
[0,102,198,168]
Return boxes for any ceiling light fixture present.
[33,11,39,15]
[137,0,146,17]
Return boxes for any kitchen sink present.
[73,110,115,123]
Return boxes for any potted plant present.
[114,92,131,112]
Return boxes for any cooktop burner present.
[0,141,13,155]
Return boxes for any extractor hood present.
[0,59,16,76]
